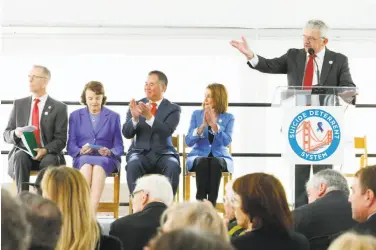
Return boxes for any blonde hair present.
[160,201,228,241]
[328,232,376,250]
[41,166,100,250]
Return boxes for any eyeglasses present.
[28,75,47,80]
[129,189,144,200]
[302,35,325,42]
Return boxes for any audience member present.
[18,191,62,250]
[185,83,234,206]
[41,166,123,250]
[67,81,124,210]
[146,228,235,250]
[231,173,309,250]
[349,165,376,236]
[328,232,376,250]
[224,180,245,239]
[123,70,181,195]
[294,169,356,250]
[1,188,31,250]
[160,201,228,240]
[3,65,68,193]
[110,174,173,250]
[23,167,48,196]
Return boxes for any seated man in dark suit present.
[18,191,62,250]
[349,165,376,236]
[110,174,173,250]
[3,65,68,193]
[122,70,181,195]
[294,169,356,250]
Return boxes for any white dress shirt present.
[248,47,326,86]
[28,94,48,146]
[132,98,163,128]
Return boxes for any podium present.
[272,86,358,207]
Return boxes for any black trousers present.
[192,157,227,206]
[295,164,332,208]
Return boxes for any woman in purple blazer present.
[185,83,234,206]
[67,81,124,210]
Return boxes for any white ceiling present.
[2,0,376,29]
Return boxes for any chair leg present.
[223,176,229,197]
[129,200,133,215]
[114,174,120,218]
[185,175,190,201]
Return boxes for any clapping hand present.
[138,102,153,120]
[129,99,142,120]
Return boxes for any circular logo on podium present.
[288,109,341,161]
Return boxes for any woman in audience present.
[328,232,376,250]
[41,166,123,250]
[224,180,245,239]
[231,173,309,250]
[67,81,124,210]
[185,83,234,206]
[147,228,235,250]
[159,200,228,240]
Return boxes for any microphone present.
[308,48,320,86]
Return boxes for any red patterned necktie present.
[303,54,315,90]
[151,103,157,115]
[32,98,41,147]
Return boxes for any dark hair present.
[80,81,107,106]
[148,228,234,250]
[1,188,31,250]
[355,165,376,195]
[149,70,168,87]
[202,83,228,113]
[18,191,62,249]
[233,173,292,235]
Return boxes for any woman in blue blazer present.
[185,83,234,206]
[67,81,124,210]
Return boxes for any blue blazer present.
[67,107,124,169]
[185,110,234,173]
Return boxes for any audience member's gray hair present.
[18,191,62,249]
[305,19,329,39]
[306,169,349,196]
[33,65,51,79]
[1,188,31,250]
[135,174,174,206]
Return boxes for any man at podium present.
[231,19,356,207]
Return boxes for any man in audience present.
[294,169,356,248]
[122,70,181,195]
[3,65,68,193]
[349,165,376,235]
[18,191,62,250]
[1,188,31,250]
[110,174,174,250]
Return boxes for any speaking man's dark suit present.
[123,98,181,194]
[248,48,355,207]
[3,96,68,193]
[109,202,167,250]
[293,190,356,250]
[353,214,376,236]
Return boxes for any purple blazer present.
[67,107,124,170]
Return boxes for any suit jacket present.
[231,229,309,250]
[3,96,68,177]
[109,202,167,250]
[185,110,234,172]
[97,235,124,250]
[67,107,124,169]
[293,190,356,249]
[248,47,355,88]
[122,98,181,158]
[353,214,376,236]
